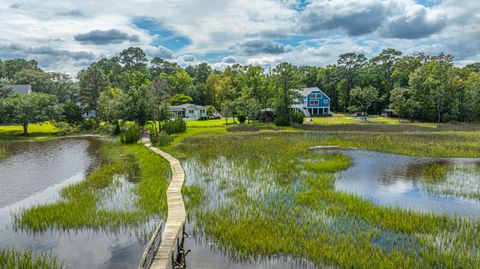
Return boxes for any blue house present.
[292,87,331,117]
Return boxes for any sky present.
[1,0,479,75]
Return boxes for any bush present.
[150,130,173,147]
[112,120,121,136]
[237,114,247,124]
[63,101,84,126]
[54,121,78,136]
[120,125,141,144]
[161,118,186,135]
[274,114,291,126]
[81,118,97,131]
[292,112,305,124]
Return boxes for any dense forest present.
[1,47,480,130]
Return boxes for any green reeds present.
[174,132,480,268]
[0,248,63,269]
[15,143,170,232]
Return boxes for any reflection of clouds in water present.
[333,150,480,217]
[0,138,98,208]
[0,138,155,269]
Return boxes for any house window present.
[310,93,322,99]
[324,99,329,104]
[189,110,194,114]
[309,100,319,106]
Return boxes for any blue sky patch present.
[293,0,311,11]
[415,0,440,7]
[132,16,191,51]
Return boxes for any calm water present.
[333,149,480,217]
[182,148,480,268]
[182,159,315,269]
[0,138,152,268]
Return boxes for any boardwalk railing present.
[138,142,187,269]
[137,221,164,269]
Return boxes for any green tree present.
[221,100,235,125]
[336,52,368,109]
[0,85,16,99]
[62,101,83,126]
[169,93,193,105]
[463,72,480,121]
[97,87,127,123]
[389,87,416,120]
[0,93,59,134]
[2,59,40,80]
[13,69,51,93]
[168,69,192,95]
[272,62,298,126]
[205,73,221,106]
[127,84,155,126]
[349,86,382,120]
[409,59,457,122]
[120,47,148,72]
[206,105,217,118]
[78,66,109,117]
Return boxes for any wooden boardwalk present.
[141,142,186,269]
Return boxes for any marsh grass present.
[421,162,450,183]
[297,121,480,133]
[15,142,170,232]
[303,153,351,173]
[422,163,480,201]
[175,132,480,268]
[0,248,63,269]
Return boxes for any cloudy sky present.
[1,0,479,75]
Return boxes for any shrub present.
[237,114,247,124]
[62,101,83,126]
[161,118,186,135]
[120,125,141,144]
[112,120,121,136]
[81,118,97,131]
[152,131,173,147]
[292,112,305,124]
[274,115,291,126]
[54,121,78,136]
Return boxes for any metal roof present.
[168,103,206,111]
[295,87,330,100]
[4,84,31,95]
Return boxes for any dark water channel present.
[0,138,151,268]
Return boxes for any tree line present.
[1,47,480,134]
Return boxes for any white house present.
[292,87,331,117]
[168,104,207,120]
[4,84,32,95]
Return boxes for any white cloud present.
[0,0,479,75]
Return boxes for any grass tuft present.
[14,142,170,232]
[0,248,63,269]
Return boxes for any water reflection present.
[0,138,153,269]
[333,150,480,217]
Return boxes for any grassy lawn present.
[0,122,59,140]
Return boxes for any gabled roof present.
[4,84,32,95]
[168,103,206,111]
[295,87,330,100]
